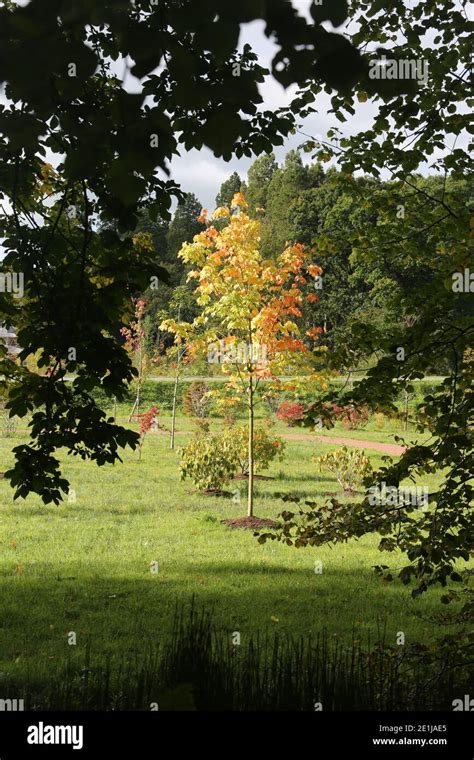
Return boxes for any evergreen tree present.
[144,193,204,356]
[260,150,309,256]
[167,193,204,268]
[246,152,278,212]
[215,171,242,207]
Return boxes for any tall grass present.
[2,601,470,711]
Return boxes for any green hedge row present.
[90,378,444,413]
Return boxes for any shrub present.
[211,390,246,422]
[314,446,372,493]
[262,391,281,415]
[182,382,211,420]
[320,403,369,430]
[223,426,286,476]
[179,433,236,492]
[340,405,369,430]
[374,412,386,430]
[276,400,305,427]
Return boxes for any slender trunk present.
[128,396,138,423]
[170,308,182,450]
[137,336,142,419]
[404,391,409,431]
[170,369,179,449]
[247,375,254,517]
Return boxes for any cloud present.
[169,151,243,209]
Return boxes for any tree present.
[260,151,310,257]
[263,0,473,606]
[1,0,468,503]
[166,193,205,266]
[142,194,203,357]
[215,172,242,208]
[245,153,278,213]
[121,296,148,421]
[161,193,325,518]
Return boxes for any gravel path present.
[282,433,405,456]
[157,429,405,456]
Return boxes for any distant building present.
[0,325,21,359]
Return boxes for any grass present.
[0,408,465,696]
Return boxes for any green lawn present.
[0,413,463,687]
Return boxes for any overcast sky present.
[167,0,470,210]
[169,0,376,209]
[1,0,469,216]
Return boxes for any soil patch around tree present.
[221,516,279,530]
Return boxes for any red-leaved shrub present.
[322,403,369,430]
[276,400,305,427]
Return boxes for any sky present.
[168,0,377,209]
[0,0,470,216]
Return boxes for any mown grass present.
[0,411,464,690]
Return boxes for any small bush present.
[314,446,372,493]
[340,405,369,430]
[276,400,305,427]
[179,434,235,492]
[182,382,211,420]
[262,391,281,415]
[374,412,386,430]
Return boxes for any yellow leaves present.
[231,192,248,209]
[282,320,298,334]
[40,162,55,179]
[132,231,154,252]
[357,91,368,103]
[212,206,230,220]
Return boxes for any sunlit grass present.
[0,415,461,686]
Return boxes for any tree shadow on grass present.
[0,560,444,672]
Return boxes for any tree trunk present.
[170,370,179,449]
[170,308,182,450]
[247,376,254,517]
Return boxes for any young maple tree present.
[136,405,158,461]
[161,193,325,518]
[121,297,148,421]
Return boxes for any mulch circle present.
[221,516,279,530]
[0,473,5,479]
[232,474,274,480]
[201,489,234,497]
